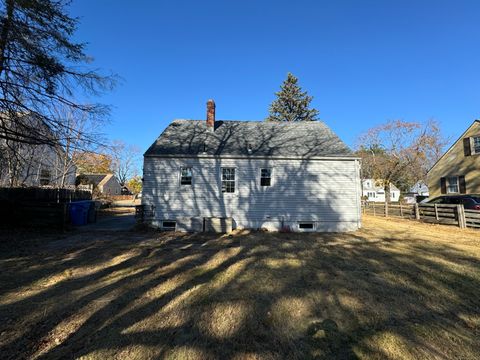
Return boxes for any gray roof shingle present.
[145,120,353,158]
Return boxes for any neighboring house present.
[142,100,362,232]
[77,174,122,196]
[427,120,480,197]
[362,179,401,202]
[0,115,76,187]
[403,181,429,204]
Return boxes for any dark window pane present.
[162,221,176,231]
[299,222,314,229]
[260,168,272,186]
[261,168,271,178]
[180,168,192,185]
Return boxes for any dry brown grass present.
[0,215,479,359]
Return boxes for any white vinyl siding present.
[142,157,361,232]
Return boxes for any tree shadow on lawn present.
[0,227,479,360]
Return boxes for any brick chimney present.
[206,99,215,128]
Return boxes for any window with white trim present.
[260,168,272,187]
[474,137,480,154]
[180,167,192,185]
[221,168,235,193]
[447,176,459,194]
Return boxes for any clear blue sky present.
[70,0,480,154]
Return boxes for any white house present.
[141,100,362,232]
[0,115,76,187]
[403,181,429,204]
[362,179,401,202]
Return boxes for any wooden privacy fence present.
[0,201,69,229]
[363,202,479,229]
[0,187,92,229]
[0,187,92,203]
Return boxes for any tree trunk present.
[0,0,14,77]
[384,181,391,217]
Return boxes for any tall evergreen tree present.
[0,0,115,147]
[266,73,319,122]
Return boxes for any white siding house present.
[0,136,76,188]
[362,179,401,202]
[0,114,76,187]
[142,100,362,232]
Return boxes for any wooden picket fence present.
[362,202,480,229]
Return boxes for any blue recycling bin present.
[69,200,97,226]
[70,202,88,226]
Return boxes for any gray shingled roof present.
[145,120,353,158]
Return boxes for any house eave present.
[143,154,360,161]
[427,119,480,174]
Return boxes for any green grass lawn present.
[0,216,479,359]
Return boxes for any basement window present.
[260,168,272,187]
[298,222,315,231]
[161,221,176,231]
[221,167,235,193]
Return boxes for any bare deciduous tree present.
[51,106,106,187]
[356,119,448,205]
[110,140,141,186]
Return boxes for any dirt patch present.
[0,215,479,359]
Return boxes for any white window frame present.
[221,167,236,193]
[446,176,459,194]
[260,168,273,187]
[472,136,480,155]
[179,167,192,186]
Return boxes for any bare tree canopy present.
[356,119,448,200]
[110,140,141,186]
[0,0,115,147]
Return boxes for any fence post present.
[456,205,466,229]
[434,204,439,221]
[62,203,68,231]
[400,203,403,218]
[414,203,420,220]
